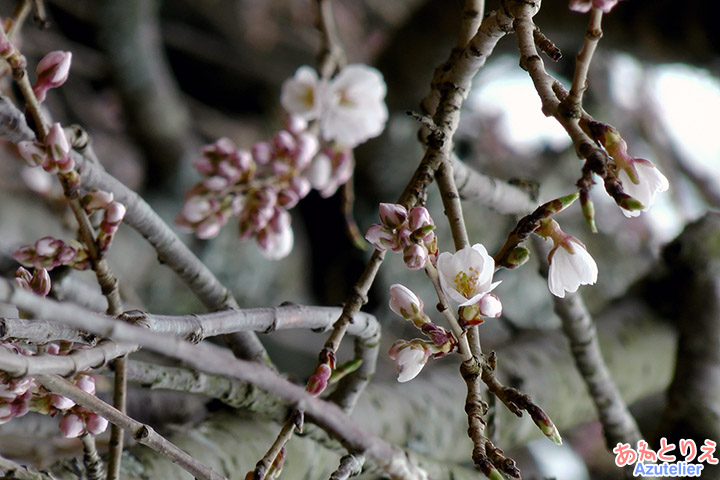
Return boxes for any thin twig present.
[0,282,428,480]
[561,8,604,117]
[35,373,227,480]
[81,433,106,480]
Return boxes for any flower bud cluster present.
[0,346,108,438]
[14,267,51,297]
[32,51,72,103]
[18,123,74,174]
[13,236,90,271]
[81,189,127,252]
[365,204,437,270]
[387,285,456,383]
[177,118,324,259]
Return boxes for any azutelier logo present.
[612,438,717,477]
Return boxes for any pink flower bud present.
[389,284,423,319]
[12,246,35,266]
[293,133,319,171]
[216,161,240,181]
[104,202,126,226]
[403,244,428,270]
[364,224,395,251]
[75,374,95,395]
[306,153,332,191]
[33,51,72,102]
[51,394,75,410]
[273,130,296,154]
[30,268,51,297]
[277,188,299,209]
[46,123,70,164]
[85,413,108,435]
[408,206,434,232]
[203,175,229,191]
[14,267,32,285]
[286,115,308,134]
[290,176,311,199]
[46,343,61,355]
[35,237,60,256]
[59,413,85,438]
[196,215,223,239]
[181,196,212,224]
[478,293,502,318]
[81,189,114,212]
[252,141,272,165]
[17,141,46,167]
[234,149,254,173]
[306,363,332,396]
[56,244,78,265]
[379,203,407,229]
[193,156,215,175]
[21,166,54,194]
[206,137,236,157]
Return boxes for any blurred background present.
[0,0,719,478]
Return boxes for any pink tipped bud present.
[234,149,254,173]
[306,363,332,396]
[389,342,428,383]
[196,215,223,239]
[33,51,72,102]
[75,374,95,395]
[252,141,272,165]
[379,203,408,229]
[290,176,311,199]
[85,413,108,435]
[46,343,61,355]
[14,267,32,285]
[293,133,319,170]
[389,284,423,319]
[46,123,70,163]
[59,413,85,438]
[277,188,299,209]
[30,268,51,297]
[273,130,296,153]
[403,244,428,270]
[193,156,215,175]
[364,224,395,251]
[286,115,308,134]
[478,293,502,318]
[408,206,434,232]
[12,246,35,266]
[306,153,332,191]
[51,394,75,411]
[203,175,229,191]
[17,141,46,167]
[181,196,212,224]
[104,202,126,226]
[35,237,60,256]
[81,189,114,212]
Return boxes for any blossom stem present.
[561,8,604,117]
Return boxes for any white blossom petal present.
[281,66,323,120]
[548,240,598,297]
[437,244,501,307]
[619,160,669,218]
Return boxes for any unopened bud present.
[306,363,332,396]
[506,246,530,269]
[81,189,113,212]
[17,141,46,167]
[30,268,51,297]
[46,123,70,163]
[33,51,72,102]
[581,195,597,233]
[389,284,423,319]
[408,206,434,232]
[478,293,502,318]
[85,413,108,435]
[403,244,428,270]
[379,203,407,229]
[59,413,84,438]
[618,195,644,212]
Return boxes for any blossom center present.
[453,267,479,298]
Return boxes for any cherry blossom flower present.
[616,159,669,218]
[321,64,388,148]
[280,66,324,121]
[537,219,598,298]
[548,238,598,298]
[281,64,388,148]
[569,0,619,13]
[436,244,501,307]
[590,121,669,217]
